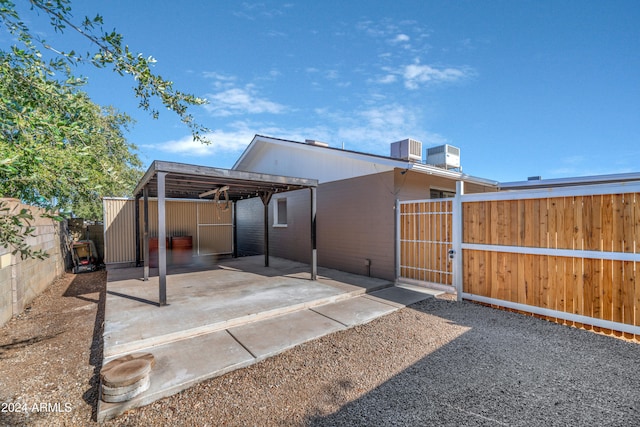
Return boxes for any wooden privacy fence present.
[398,181,640,338]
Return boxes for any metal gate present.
[398,199,453,288]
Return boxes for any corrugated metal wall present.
[104,198,233,266]
[104,198,137,265]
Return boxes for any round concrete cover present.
[101,353,155,388]
[102,376,151,403]
[102,374,149,396]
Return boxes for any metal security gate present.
[398,199,454,289]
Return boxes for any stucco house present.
[232,135,497,281]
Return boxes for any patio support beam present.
[158,171,168,306]
[261,192,273,267]
[135,194,141,267]
[310,187,317,280]
[143,186,150,281]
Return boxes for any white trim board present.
[462,243,640,262]
[462,293,640,336]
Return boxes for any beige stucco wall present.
[395,169,497,200]
[236,169,497,281]
[0,199,67,326]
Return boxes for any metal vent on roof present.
[305,139,329,147]
[426,144,461,171]
[390,138,422,162]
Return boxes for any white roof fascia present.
[409,163,498,187]
[499,172,640,190]
[233,134,412,170]
[232,134,263,170]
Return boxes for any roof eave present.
[499,172,640,190]
[409,163,499,187]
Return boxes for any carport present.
[132,160,318,306]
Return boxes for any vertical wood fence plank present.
[562,197,575,250]
[583,195,594,251]
[602,193,614,252]
[509,199,519,246]
[574,196,584,251]
[602,259,613,322]
[540,254,549,309]
[548,198,558,249]
[554,197,565,250]
[583,258,594,319]
[612,194,624,253]
[539,198,549,249]
[509,252,519,303]
[612,260,624,325]
[623,260,635,327]
[623,194,634,253]
[593,258,603,320]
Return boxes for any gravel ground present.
[1,271,639,426]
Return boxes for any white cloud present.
[402,63,469,89]
[370,61,472,89]
[204,86,287,116]
[151,122,332,158]
[391,34,410,43]
[376,74,397,84]
[202,71,236,81]
[151,126,256,156]
[325,70,339,80]
[328,104,427,153]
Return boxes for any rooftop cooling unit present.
[426,144,461,170]
[390,138,422,162]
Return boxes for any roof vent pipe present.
[305,139,329,147]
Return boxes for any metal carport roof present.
[133,160,317,200]
[132,161,318,306]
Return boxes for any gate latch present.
[448,249,456,260]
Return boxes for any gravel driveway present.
[2,272,639,426]
[306,299,640,426]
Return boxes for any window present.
[430,188,456,199]
[273,198,287,227]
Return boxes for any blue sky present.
[7,0,640,182]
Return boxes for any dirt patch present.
[0,271,105,426]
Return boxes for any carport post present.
[232,201,238,258]
[143,186,150,281]
[310,186,317,280]
[261,192,273,267]
[158,171,168,306]
[135,194,141,267]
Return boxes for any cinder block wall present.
[0,199,67,326]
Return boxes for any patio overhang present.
[132,160,319,306]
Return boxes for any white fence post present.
[395,198,400,284]
[452,181,464,301]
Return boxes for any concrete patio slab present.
[99,256,436,421]
[99,329,254,422]
[228,309,346,359]
[104,256,391,358]
[311,295,398,327]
